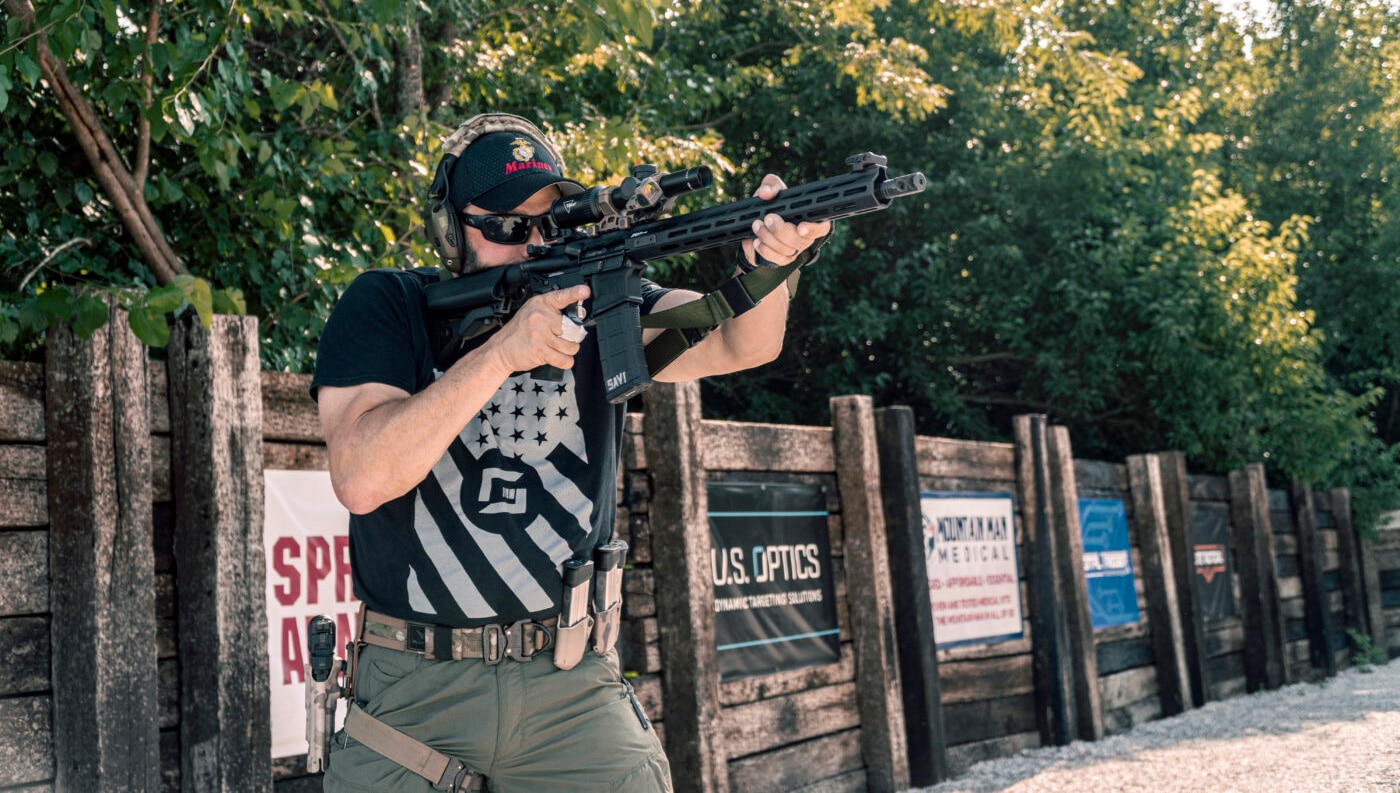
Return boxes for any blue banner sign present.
[1077,498,1140,630]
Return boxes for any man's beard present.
[456,242,482,276]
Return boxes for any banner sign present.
[1078,499,1140,630]
[920,493,1023,647]
[1191,502,1236,621]
[264,469,357,760]
[709,481,840,682]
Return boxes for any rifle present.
[424,152,926,403]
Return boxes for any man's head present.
[424,114,584,275]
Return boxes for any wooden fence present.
[0,312,1395,792]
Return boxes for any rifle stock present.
[425,152,925,402]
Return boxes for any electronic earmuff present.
[422,114,573,274]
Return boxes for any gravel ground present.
[914,660,1400,793]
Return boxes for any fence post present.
[168,314,271,792]
[1291,482,1337,677]
[1127,455,1191,717]
[1013,414,1074,746]
[831,396,910,793]
[874,406,948,786]
[1157,451,1210,706]
[1228,463,1286,691]
[1332,488,1385,654]
[643,381,727,793]
[1046,426,1103,740]
[44,298,160,790]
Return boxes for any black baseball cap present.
[449,130,585,213]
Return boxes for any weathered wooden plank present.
[1291,482,1336,677]
[1014,415,1075,747]
[1205,620,1245,656]
[830,395,909,793]
[1073,458,1127,493]
[1096,636,1154,677]
[789,769,867,793]
[1127,455,1190,717]
[1104,694,1162,735]
[1160,451,1210,706]
[0,445,44,479]
[150,364,169,434]
[720,643,855,706]
[169,314,272,793]
[45,299,160,790]
[0,616,50,696]
[1229,464,1287,691]
[876,406,948,786]
[723,683,860,759]
[261,371,319,443]
[702,420,834,473]
[1336,490,1386,655]
[1187,474,1230,502]
[938,654,1035,705]
[0,361,45,443]
[643,381,727,792]
[0,477,47,526]
[0,695,53,784]
[727,728,863,793]
[1049,426,1102,741]
[0,530,48,615]
[1098,665,1159,711]
[918,476,1019,495]
[914,437,1016,482]
[152,435,171,502]
[632,674,663,723]
[263,442,329,472]
[942,693,1038,745]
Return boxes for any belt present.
[361,609,556,664]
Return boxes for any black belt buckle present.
[481,624,505,665]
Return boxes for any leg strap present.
[344,703,486,792]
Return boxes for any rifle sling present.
[641,256,805,377]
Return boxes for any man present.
[311,114,829,792]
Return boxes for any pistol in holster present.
[305,614,346,773]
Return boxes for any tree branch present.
[5,0,186,285]
[133,0,161,188]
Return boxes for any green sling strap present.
[641,236,827,376]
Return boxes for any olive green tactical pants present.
[323,645,672,792]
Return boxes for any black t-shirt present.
[311,267,669,627]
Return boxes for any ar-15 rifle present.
[424,152,926,404]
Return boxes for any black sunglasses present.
[460,212,551,245]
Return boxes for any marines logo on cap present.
[511,137,536,163]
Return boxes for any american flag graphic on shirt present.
[405,369,594,622]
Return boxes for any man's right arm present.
[318,284,590,515]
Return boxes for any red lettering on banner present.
[335,535,353,602]
[282,617,305,685]
[307,536,332,604]
[273,537,300,606]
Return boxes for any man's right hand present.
[482,285,591,375]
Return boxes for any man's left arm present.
[645,174,831,382]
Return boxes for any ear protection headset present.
[424,114,573,273]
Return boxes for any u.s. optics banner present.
[709,481,840,682]
[264,469,358,759]
[921,493,1023,647]
[1078,498,1140,630]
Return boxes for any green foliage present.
[1346,628,1388,672]
[6,0,1400,504]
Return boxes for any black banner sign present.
[1191,502,1236,621]
[709,481,840,683]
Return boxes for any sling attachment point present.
[344,704,486,792]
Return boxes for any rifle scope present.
[548,166,713,230]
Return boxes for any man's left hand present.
[742,174,833,268]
